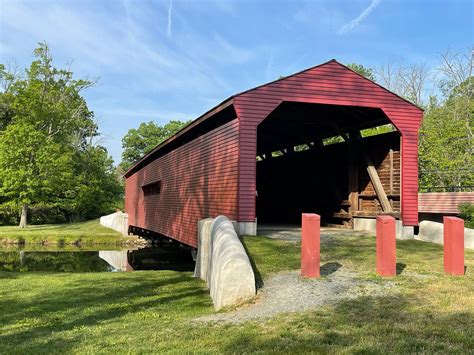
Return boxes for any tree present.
[0,64,17,131]
[0,122,75,227]
[0,43,121,226]
[120,120,191,170]
[72,146,123,220]
[346,63,376,81]
[376,62,430,107]
[419,49,473,190]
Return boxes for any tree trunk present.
[19,204,28,228]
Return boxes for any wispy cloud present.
[167,0,173,37]
[0,0,271,161]
[338,0,382,35]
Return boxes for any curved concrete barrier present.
[194,215,256,310]
[100,211,129,236]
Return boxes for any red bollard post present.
[376,215,396,277]
[301,213,320,278]
[444,217,465,276]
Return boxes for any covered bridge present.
[124,60,423,248]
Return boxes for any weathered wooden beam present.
[349,130,392,213]
[365,155,393,213]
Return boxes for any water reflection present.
[0,245,195,273]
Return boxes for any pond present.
[0,245,195,273]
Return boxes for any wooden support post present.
[443,217,465,276]
[301,214,320,278]
[376,215,396,277]
[348,139,359,215]
[389,148,394,194]
[365,155,393,213]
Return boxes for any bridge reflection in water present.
[99,246,195,272]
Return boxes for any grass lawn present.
[0,220,135,245]
[0,235,473,353]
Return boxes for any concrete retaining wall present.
[194,215,256,310]
[100,211,129,236]
[416,220,474,250]
[353,217,473,249]
[353,218,414,240]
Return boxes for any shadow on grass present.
[222,293,474,353]
[0,272,212,352]
[320,262,342,276]
[240,237,264,290]
[396,263,406,275]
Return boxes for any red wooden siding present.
[418,192,474,214]
[234,60,423,226]
[125,119,239,247]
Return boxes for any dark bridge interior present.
[256,101,401,226]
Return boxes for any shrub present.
[0,203,19,226]
[458,202,474,229]
[0,203,76,226]
[28,204,76,225]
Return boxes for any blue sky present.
[0,0,472,163]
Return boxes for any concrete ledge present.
[232,220,257,236]
[416,220,474,250]
[353,217,414,240]
[100,211,129,236]
[194,215,256,310]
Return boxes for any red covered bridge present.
[124,60,423,248]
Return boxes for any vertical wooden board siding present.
[125,119,239,247]
[235,60,423,226]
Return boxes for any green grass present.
[0,235,473,353]
[0,220,134,246]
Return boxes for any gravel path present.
[257,225,372,243]
[196,265,396,324]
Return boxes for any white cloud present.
[338,0,382,35]
[0,0,272,162]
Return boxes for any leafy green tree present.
[0,42,121,226]
[120,120,191,170]
[0,64,17,131]
[419,77,473,189]
[0,122,75,227]
[346,63,376,81]
[72,146,123,220]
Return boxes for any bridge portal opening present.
[256,102,401,228]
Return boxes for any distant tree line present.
[0,43,122,227]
